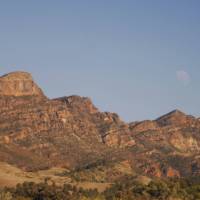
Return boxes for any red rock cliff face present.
[0,71,200,178]
[0,72,133,171]
[0,71,45,97]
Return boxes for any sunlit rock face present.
[0,71,134,171]
[0,71,45,97]
[0,71,200,179]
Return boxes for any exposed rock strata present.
[0,71,45,97]
[0,71,200,179]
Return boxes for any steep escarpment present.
[0,71,200,180]
[0,72,133,172]
[0,71,45,97]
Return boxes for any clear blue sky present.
[0,0,200,122]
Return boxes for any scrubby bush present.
[0,190,12,200]
[1,177,200,200]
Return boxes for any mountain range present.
[0,71,200,187]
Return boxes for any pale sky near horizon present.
[0,0,200,122]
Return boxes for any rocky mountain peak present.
[0,71,45,97]
[168,109,186,115]
[156,109,189,126]
[0,71,200,180]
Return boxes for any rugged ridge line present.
[0,71,200,179]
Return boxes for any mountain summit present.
[156,109,191,126]
[0,71,200,181]
[0,71,45,97]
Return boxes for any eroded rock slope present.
[0,71,200,179]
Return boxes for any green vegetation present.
[2,177,200,199]
[2,181,103,200]
[104,176,200,200]
[61,160,134,183]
